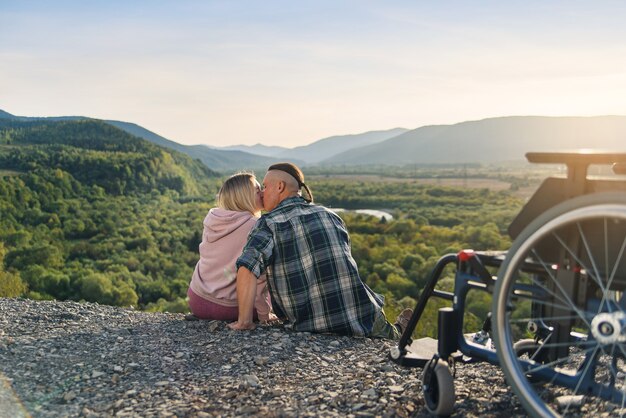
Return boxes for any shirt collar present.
[273,195,305,211]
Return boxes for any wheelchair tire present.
[493,192,626,417]
[422,358,455,416]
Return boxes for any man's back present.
[237,196,384,336]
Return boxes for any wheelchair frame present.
[390,151,626,417]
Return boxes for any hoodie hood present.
[203,208,256,243]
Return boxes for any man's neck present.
[275,194,300,208]
[279,191,299,201]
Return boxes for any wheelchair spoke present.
[601,233,626,315]
[531,248,592,329]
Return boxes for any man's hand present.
[228,320,256,331]
[259,312,281,326]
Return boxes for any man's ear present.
[278,180,285,192]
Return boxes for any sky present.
[2,1,626,148]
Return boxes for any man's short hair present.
[268,162,314,203]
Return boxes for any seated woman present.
[187,172,271,321]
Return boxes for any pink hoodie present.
[189,208,270,319]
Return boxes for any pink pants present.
[187,288,258,321]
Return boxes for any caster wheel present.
[513,338,541,358]
[422,358,455,416]
[514,338,543,383]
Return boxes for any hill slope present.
[106,120,293,171]
[323,116,626,165]
[0,118,217,195]
[277,128,409,164]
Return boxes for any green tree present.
[386,273,417,298]
[0,270,27,297]
[80,273,114,304]
[112,281,139,307]
[0,242,27,297]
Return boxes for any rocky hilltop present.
[0,299,525,417]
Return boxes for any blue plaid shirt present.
[236,196,386,336]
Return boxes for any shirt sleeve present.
[236,217,274,278]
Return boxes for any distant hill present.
[0,118,217,195]
[323,116,626,166]
[0,109,17,119]
[218,143,289,157]
[105,120,184,150]
[276,128,409,164]
[0,110,292,172]
[0,109,87,122]
[216,130,410,163]
[105,120,293,172]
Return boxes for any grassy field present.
[310,173,541,200]
[311,174,509,186]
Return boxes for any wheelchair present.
[389,151,626,417]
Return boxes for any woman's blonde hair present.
[217,172,260,216]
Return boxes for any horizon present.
[2,1,626,148]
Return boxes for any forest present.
[0,119,529,337]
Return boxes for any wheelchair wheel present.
[493,192,626,417]
[421,358,455,416]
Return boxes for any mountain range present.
[218,144,289,157]
[221,128,409,163]
[322,116,626,165]
[2,109,626,170]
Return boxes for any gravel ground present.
[0,298,532,417]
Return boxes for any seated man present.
[228,162,410,339]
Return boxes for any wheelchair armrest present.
[527,151,626,166]
[614,163,626,175]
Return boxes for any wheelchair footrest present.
[400,337,464,367]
